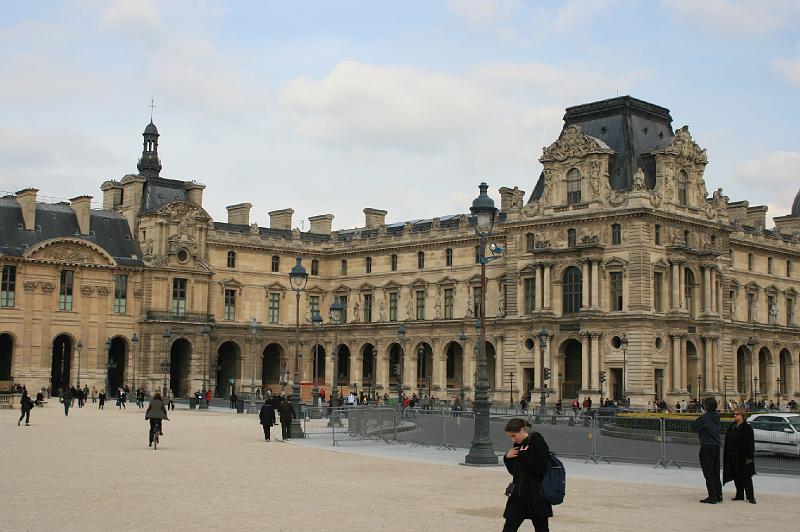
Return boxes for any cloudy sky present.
[1,0,799,229]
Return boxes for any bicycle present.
[150,419,163,450]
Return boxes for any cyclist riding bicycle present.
[145,392,169,447]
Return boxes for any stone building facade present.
[2,96,799,406]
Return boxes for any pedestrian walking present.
[277,398,294,440]
[723,407,756,504]
[91,386,98,404]
[259,400,276,443]
[204,388,212,408]
[167,389,175,411]
[691,396,722,504]
[82,385,89,407]
[61,387,72,416]
[18,391,33,426]
[98,390,106,410]
[501,418,553,532]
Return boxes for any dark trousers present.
[168,401,174,411]
[734,475,754,501]
[99,400,105,410]
[18,409,30,424]
[699,446,722,498]
[262,424,272,441]
[149,419,162,444]
[502,496,549,532]
[63,402,70,416]
[281,421,290,439]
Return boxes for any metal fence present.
[300,406,800,476]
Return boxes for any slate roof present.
[0,197,143,267]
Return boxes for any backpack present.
[539,452,566,505]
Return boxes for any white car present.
[747,413,800,456]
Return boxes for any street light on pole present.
[397,324,407,405]
[464,182,502,466]
[509,370,514,408]
[458,327,468,408]
[162,329,171,398]
[105,338,113,396]
[328,298,343,427]
[696,373,702,402]
[131,333,139,395]
[75,340,83,389]
[201,324,210,408]
[539,328,549,416]
[312,310,323,407]
[248,318,260,414]
[746,336,757,400]
[289,256,309,438]
[620,334,629,405]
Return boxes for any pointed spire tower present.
[137,120,162,178]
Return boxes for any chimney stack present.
[268,208,294,230]
[100,181,124,210]
[226,203,252,225]
[186,182,205,206]
[70,196,93,235]
[308,214,334,234]
[363,208,387,229]
[15,188,38,230]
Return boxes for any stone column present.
[535,264,543,311]
[710,270,718,314]
[681,338,688,392]
[580,333,590,391]
[671,262,680,310]
[679,266,685,311]
[591,260,600,309]
[377,346,389,390]
[404,346,416,391]
[463,343,476,392]
[703,266,711,314]
[671,334,681,392]
[325,341,335,386]
[350,351,362,390]
[434,345,447,393]
[590,333,601,390]
[543,264,552,310]
[581,260,590,309]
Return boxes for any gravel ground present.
[2,403,794,531]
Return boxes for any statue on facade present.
[353,302,360,322]
[405,300,413,320]
[632,167,646,191]
[466,294,474,317]
[379,301,386,322]
[434,295,441,319]
[769,303,778,325]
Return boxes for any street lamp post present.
[371,347,378,402]
[397,325,407,405]
[458,328,468,408]
[248,318,260,414]
[696,373,702,402]
[289,256,308,438]
[723,375,731,409]
[328,298,343,427]
[312,310,323,407]
[558,371,563,402]
[417,345,425,400]
[465,182,502,466]
[131,333,139,395]
[162,329,171,398]
[200,324,210,408]
[776,378,781,407]
[658,372,664,402]
[746,336,757,400]
[75,340,83,389]
[539,328,549,415]
[620,334,629,405]
[754,377,759,401]
[105,338,113,396]
[509,371,514,408]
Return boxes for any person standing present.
[82,385,90,407]
[502,418,553,532]
[691,396,722,504]
[167,389,175,411]
[98,389,106,410]
[230,392,237,410]
[277,397,294,440]
[61,387,72,416]
[18,391,33,426]
[90,386,98,404]
[723,407,756,504]
[204,388,212,408]
[259,400,276,443]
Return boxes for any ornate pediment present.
[540,125,614,163]
[156,201,211,222]
[654,126,707,165]
[358,282,377,292]
[382,280,402,291]
[436,275,457,286]
[25,239,116,267]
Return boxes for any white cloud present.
[446,0,522,27]
[99,0,165,42]
[774,49,800,88]
[555,0,618,32]
[734,150,800,219]
[660,0,800,36]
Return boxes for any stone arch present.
[361,343,376,387]
[336,344,351,386]
[414,342,433,393]
[686,340,698,397]
[262,343,284,388]
[170,338,192,397]
[0,333,14,382]
[106,336,128,396]
[736,346,749,395]
[757,346,771,396]
[51,333,75,395]
[215,340,240,398]
[310,343,326,384]
[445,341,464,389]
[560,339,581,400]
[388,342,403,387]
[485,341,496,389]
[779,348,791,395]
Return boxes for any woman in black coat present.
[723,407,756,503]
[502,418,553,532]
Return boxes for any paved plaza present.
[2,404,797,531]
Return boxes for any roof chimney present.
[186,182,205,207]
[226,203,252,225]
[15,188,38,230]
[268,208,294,230]
[363,208,387,230]
[308,214,334,234]
[70,196,93,235]
[100,181,123,210]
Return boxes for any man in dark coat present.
[502,418,553,532]
[259,401,276,443]
[691,396,722,504]
[18,391,33,426]
[145,392,169,447]
[723,407,756,503]
[61,387,72,416]
[277,398,294,440]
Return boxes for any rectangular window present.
[568,228,576,248]
[474,246,481,264]
[747,253,753,271]
[768,257,773,274]
[309,295,320,318]
[417,252,425,269]
[747,293,756,322]
[389,292,398,321]
[654,224,661,245]
[612,224,621,245]
[271,256,280,273]
[224,289,236,321]
[1,265,16,307]
[363,293,372,323]
[445,248,453,267]
[171,278,186,318]
[59,270,74,311]
[473,287,482,317]
[444,288,454,319]
[268,292,280,323]
[311,259,319,276]
[653,272,663,312]
[787,260,793,278]
[526,233,535,252]
[788,298,795,326]
[391,254,398,271]
[610,272,623,311]
[339,295,348,323]
[416,290,425,320]
[365,257,372,273]
[113,274,127,314]
[524,277,536,314]
[341,260,348,276]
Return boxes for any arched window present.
[567,168,581,204]
[677,170,688,206]
[684,268,696,315]
[271,255,280,273]
[611,224,621,245]
[417,251,425,269]
[227,251,236,268]
[563,266,582,314]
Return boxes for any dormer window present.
[567,168,581,205]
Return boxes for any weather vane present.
[149,97,156,122]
